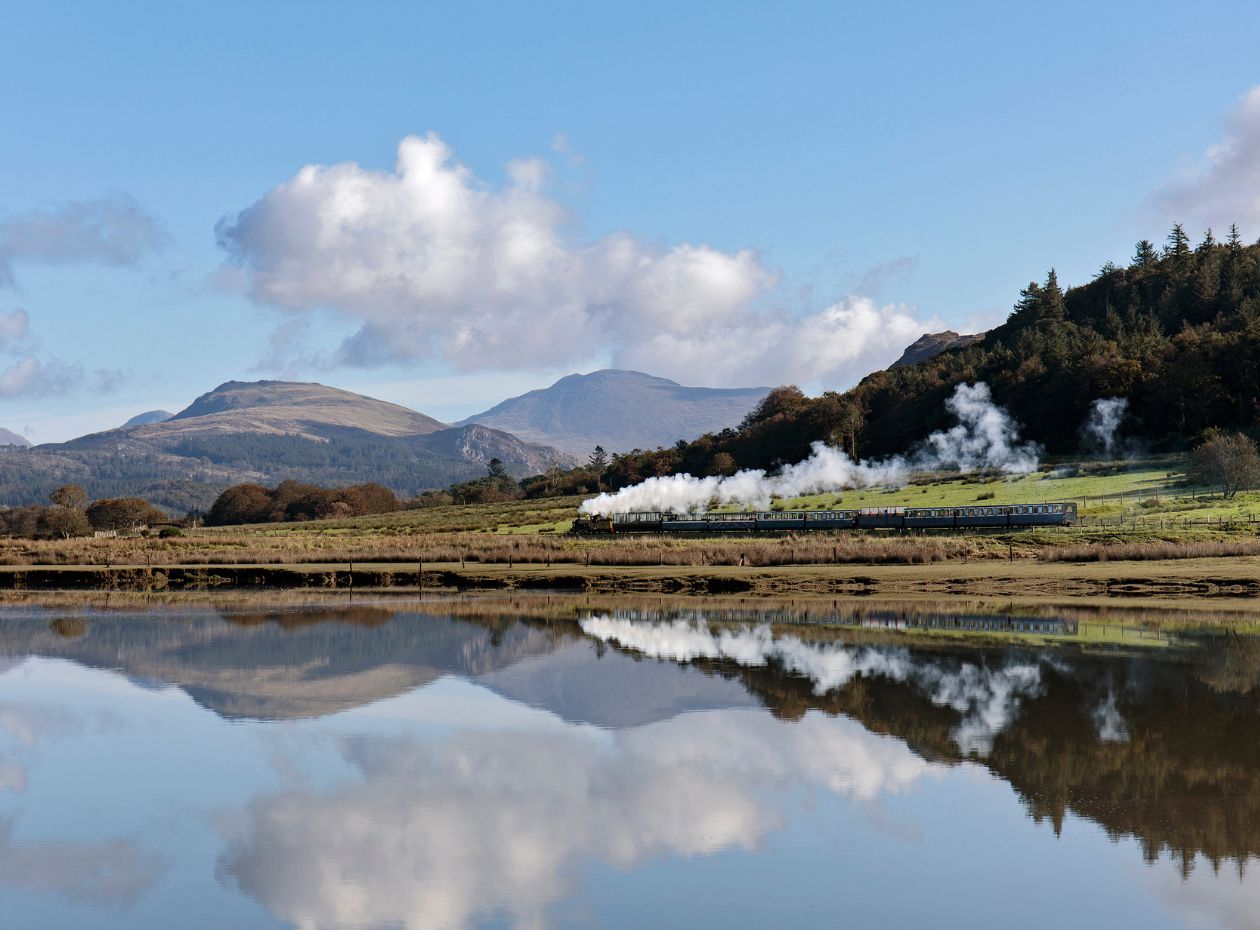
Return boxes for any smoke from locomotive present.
[580,382,1040,516]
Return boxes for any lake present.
[0,593,1257,929]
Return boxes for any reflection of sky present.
[0,644,1251,929]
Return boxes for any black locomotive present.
[572,502,1077,535]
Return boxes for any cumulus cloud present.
[1154,85,1260,233]
[219,134,936,385]
[221,707,934,930]
[0,193,167,287]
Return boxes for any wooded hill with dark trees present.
[511,224,1260,498]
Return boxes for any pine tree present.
[1165,224,1192,280]
[1222,223,1247,310]
[1011,280,1043,325]
[1132,239,1158,269]
[588,445,608,469]
[1040,268,1067,322]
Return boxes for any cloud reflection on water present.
[220,706,935,930]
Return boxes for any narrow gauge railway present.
[572,502,1077,535]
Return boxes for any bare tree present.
[1191,431,1260,499]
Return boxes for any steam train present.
[571,502,1078,535]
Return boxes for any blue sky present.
[2,0,1259,442]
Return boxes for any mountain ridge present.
[0,380,572,512]
[459,369,770,457]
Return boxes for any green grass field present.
[208,453,1259,540]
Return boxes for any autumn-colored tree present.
[1191,431,1260,499]
[39,506,91,539]
[50,484,88,510]
[207,483,274,526]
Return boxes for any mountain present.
[459,369,770,457]
[122,409,175,427]
[890,331,983,369]
[0,428,30,447]
[0,380,572,512]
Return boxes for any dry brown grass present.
[1040,538,1260,562]
[0,529,983,568]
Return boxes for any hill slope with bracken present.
[459,369,770,457]
[0,380,573,513]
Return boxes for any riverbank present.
[4,554,1259,598]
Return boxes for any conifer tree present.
[1132,239,1158,269]
[1040,268,1067,322]
[1166,224,1192,280]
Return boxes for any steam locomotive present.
[571,502,1078,535]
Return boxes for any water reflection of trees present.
[670,638,1260,874]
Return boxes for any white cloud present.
[219,134,936,387]
[221,707,935,930]
[1154,85,1260,234]
[0,193,167,287]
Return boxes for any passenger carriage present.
[572,502,1077,535]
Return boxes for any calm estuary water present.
[0,594,1258,929]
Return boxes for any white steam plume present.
[580,381,1040,515]
[1082,397,1128,459]
[580,617,1045,757]
[1091,689,1130,743]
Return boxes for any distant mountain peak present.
[0,428,30,448]
[123,410,174,428]
[459,369,770,457]
[168,379,447,436]
[890,331,984,369]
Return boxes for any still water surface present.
[0,595,1258,929]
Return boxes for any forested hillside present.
[486,224,1260,499]
[848,224,1260,458]
[580,225,1260,488]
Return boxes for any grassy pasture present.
[5,455,1260,575]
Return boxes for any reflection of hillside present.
[0,608,562,720]
[0,605,754,726]
[586,616,1260,872]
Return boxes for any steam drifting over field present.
[580,381,1040,515]
[1082,397,1129,458]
